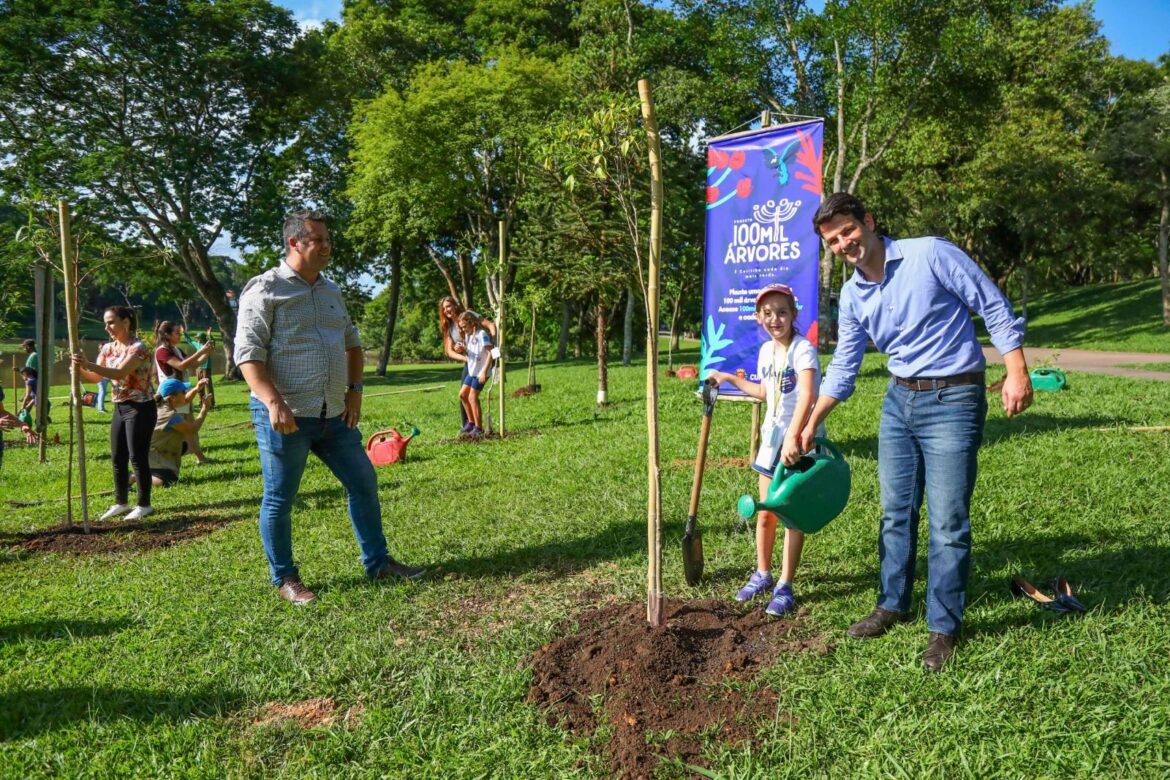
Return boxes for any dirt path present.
[982,347,1170,381]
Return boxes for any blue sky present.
[277,0,1169,62]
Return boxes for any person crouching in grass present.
[148,377,211,488]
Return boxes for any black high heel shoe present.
[1050,577,1087,613]
[1010,575,1071,613]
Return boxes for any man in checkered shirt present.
[234,209,425,605]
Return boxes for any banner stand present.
[700,113,823,464]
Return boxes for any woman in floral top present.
[73,305,158,521]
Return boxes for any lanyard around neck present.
[770,340,792,420]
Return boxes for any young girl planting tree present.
[457,310,493,437]
[707,282,823,617]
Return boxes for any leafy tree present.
[0,0,302,374]
[1101,57,1170,325]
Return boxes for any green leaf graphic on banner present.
[699,316,735,378]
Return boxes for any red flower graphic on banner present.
[713,149,730,169]
[707,185,720,203]
[794,129,822,196]
[729,150,746,170]
[736,178,752,198]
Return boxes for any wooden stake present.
[640,78,664,628]
[497,220,507,438]
[59,201,90,532]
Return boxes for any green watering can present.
[1030,367,1067,392]
[737,438,851,534]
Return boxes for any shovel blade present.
[682,528,704,586]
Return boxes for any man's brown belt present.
[892,372,985,391]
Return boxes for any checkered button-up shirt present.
[233,262,361,418]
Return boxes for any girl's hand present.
[70,352,90,369]
[780,435,803,467]
[197,377,210,389]
[707,370,731,385]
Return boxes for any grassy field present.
[1020,278,1170,353]
[2,350,1169,778]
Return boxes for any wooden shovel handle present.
[687,413,713,517]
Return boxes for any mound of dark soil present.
[511,385,541,398]
[2,513,238,556]
[528,598,832,777]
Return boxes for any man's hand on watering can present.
[1000,349,1034,418]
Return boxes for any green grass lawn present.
[1020,278,1170,353]
[2,353,1169,778]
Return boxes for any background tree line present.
[1,0,1167,380]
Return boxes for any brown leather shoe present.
[277,576,317,605]
[847,607,913,639]
[372,557,426,582]
[922,632,956,672]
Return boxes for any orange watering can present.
[736,438,851,534]
[366,424,420,466]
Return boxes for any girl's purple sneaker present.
[765,583,797,617]
[736,571,775,602]
[461,422,475,434]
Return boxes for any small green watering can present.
[1030,367,1067,392]
[737,438,851,534]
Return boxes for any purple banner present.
[701,120,823,395]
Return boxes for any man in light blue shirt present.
[799,193,1033,671]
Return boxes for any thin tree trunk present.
[376,244,402,376]
[426,245,460,301]
[640,78,664,627]
[623,284,635,367]
[458,252,474,309]
[1160,166,1170,327]
[497,220,507,437]
[60,201,89,532]
[596,297,608,405]
[557,301,571,361]
[832,38,846,194]
[528,300,538,387]
[176,243,236,377]
[574,304,585,359]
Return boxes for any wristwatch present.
[347,383,364,393]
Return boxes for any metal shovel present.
[683,378,719,586]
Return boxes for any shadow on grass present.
[0,685,243,740]
[324,519,647,592]
[0,617,136,645]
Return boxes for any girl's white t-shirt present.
[756,334,820,434]
[465,329,492,378]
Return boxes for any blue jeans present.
[876,380,987,636]
[249,398,389,585]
